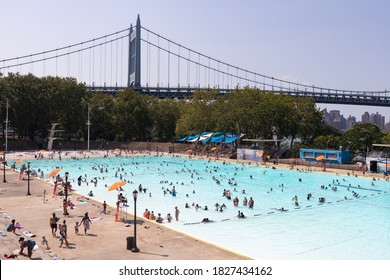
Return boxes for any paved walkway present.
[0,168,247,260]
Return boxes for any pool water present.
[23,155,390,259]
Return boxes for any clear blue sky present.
[1,0,390,121]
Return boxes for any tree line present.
[0,73,389,157]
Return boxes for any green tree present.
[112,89,153,141]
[176,89,219,135]
[151,98,181,141]
[84,92,115,141]
[342,123,383,157]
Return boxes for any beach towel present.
[90,216,102,222]
[4,253,18,259]
[22,231,37,237]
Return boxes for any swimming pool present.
[20,155,390,259]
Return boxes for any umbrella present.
[114,148,121,151]
[48,168,61,178]
[39,150,46,153]
[15,159,24,165]
[257,150,264,155]
[108,181,126,191]
[187,149,193,153]
[316,155,325,161]
[210,147,217,151]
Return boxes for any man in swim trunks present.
[50,213,58,237]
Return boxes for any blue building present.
[300,148,350,164]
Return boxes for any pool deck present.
[0,151,387,260]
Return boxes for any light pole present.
[2,160,6,183]
[131,189,139,252]
[86,105,91,152]
[2,144,6,183]
[26,162,31,195]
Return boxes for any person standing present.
[175,206,180,221]
[59,220,69,247]
[103,201,107,214]
[80,212,92,235]
[63,199,69,215]
[50,213,58,237]
[248,197,254,209]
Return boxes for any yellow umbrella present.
[48,168,61,178]
[210,147,217,151]
[15,159,25,165]
[316,155,325,161]
[108,181,126,191]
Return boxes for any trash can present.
[126,236,134,250]
[370,161,377,172]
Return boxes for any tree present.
[175,89,219,135]
[150,98,181,141]
[84,92,115,141]
[342,123,383,157]
[112,89,153,141]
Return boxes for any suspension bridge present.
[1,15,389,107]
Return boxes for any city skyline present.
[323,107,389,131]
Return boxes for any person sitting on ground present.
[156,213,163,223]
[88,190,94,197]
[166,213,172,223]
[7,219,16,233]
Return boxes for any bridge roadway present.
[87,85,390,107]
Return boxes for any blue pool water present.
[21,155,390,259]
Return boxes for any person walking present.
[59,220,69,247]
[50,213,59,237]
[80,212,92,235]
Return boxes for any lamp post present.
[2,144,6,183]
[131,189,139,252]
[26,162,31,195]
[86,105,91,152]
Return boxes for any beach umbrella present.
[39,150,46,153]
[15,159,24,165]
[316,155,325,161]
[257,150,264,155]
[210,147,217,151]
[48,168,61,178]
[108,181,126,191]
[114,148,121,151]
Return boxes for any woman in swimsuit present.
[80,212,92,235]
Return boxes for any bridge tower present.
[127,15,141,88]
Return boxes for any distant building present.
[361,112,370,123]
[346,115,356,130]
[322,109,346,131]
[323,109,387,131]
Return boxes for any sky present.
[1,0,390,121]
